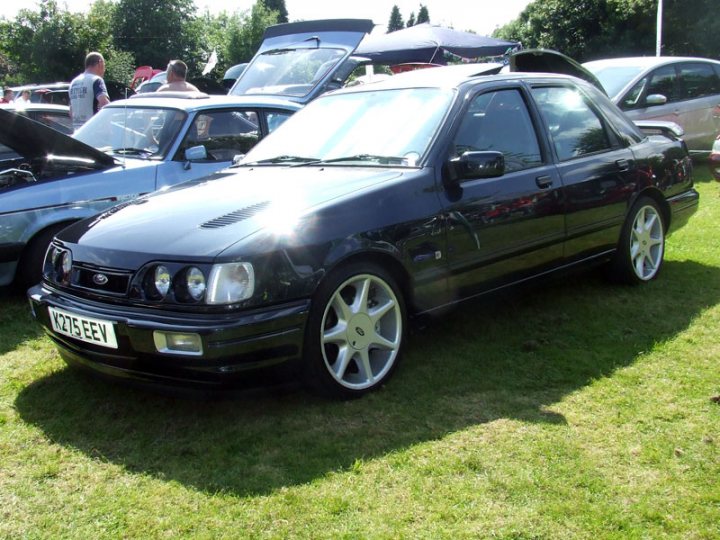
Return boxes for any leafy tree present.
[226,1,279,64]
[387,5,404,32]
[264,0,288,24]
[112,0,201,68]
[417,4,430,24]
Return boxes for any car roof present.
[330,64,585,94]
[0,103,69,113]
[10,82,70,91]
[583,56,720,70]
[107,93,303,112]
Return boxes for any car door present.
[675,61,720,152]
[530,84,637,261]
[155,108,285,189]
[619,63,681,124]
[442,85,566,300]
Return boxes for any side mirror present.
[645,94,668,106]
[183,145,207,170]
[445,151,505,185]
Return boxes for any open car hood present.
[229,19,374,104]
[0,108,116,167]
[510,49,607,95]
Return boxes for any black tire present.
[16,223,72,289]
[609,196,666,285]
[303,262,406,399]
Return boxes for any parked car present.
[28,66,698,399]
[0,103,72,134]
[0,93,301,287]
[9,83,70,104]
[583,56,720,157]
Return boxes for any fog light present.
[153,331,203,355]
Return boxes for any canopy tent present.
[355,23,520,65]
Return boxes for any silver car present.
[0,93,300,288]
[583,56,720,156]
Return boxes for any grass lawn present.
[1,173,719,539]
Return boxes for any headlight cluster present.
[45,245,72,284]
[142,262,254,305]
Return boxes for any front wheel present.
[304,263,406,399]
[610,196,665,284]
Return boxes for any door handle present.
[535,175,552,189]
[616,159,630,171]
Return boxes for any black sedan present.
[29,66,699,398]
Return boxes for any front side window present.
[451,89,542,173]
[532,86,611,162]
[646,65,679,102]
[176,110,260,162]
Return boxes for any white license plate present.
[48,306,118,349]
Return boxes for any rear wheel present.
[304,263,406,399]
[610,197,665,284]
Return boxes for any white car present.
[583,56,720,156]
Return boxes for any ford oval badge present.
[93,273,109,286]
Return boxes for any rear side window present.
[678,62,720,99]
[532,86,612,162]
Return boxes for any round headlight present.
[61,250,72,276]
[185,267,206,301]
[154,265,171,297]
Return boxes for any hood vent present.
[200,201,270,229]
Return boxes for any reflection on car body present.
[28,66,698,400]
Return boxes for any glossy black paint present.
[28,72,699,390]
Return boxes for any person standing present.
[157,60,200,92]
[69,52,110,131]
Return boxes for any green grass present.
[1,173,719,539]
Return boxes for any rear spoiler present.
[634,120,684,140]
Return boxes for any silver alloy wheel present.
[629,204,664,281]
[320,273,402,391]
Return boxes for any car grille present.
[73,265,133,296]
[200,201,270,229]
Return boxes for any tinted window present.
[178,109,259,161]
[451,89,541,173]
[678,62,720,99]
[266,111,293,133]
[646,65,679,102]
[532,86,611,162]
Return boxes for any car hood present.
[510,49,607,95]
[229,19,374,104]
[0,108,115,168]
[60,166,405,263]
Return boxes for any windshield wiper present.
[245,155,319,165]
[111,147,154,156]
[293,154,410,167]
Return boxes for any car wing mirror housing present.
[445,151,505,186]
[184,145,208,169]
[645,93,668,106]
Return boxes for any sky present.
[0,0,531,36]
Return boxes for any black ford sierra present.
[29,64,699,398]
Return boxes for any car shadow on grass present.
[14,259,720,497]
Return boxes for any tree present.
[226,1,279,64]
[264,0,288,24]
[406,12,416,27]
[417,4,430,24]
[112,0,201,68]
[387,5,404,33]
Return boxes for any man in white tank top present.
[69,52,110,131]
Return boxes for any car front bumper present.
[28,284,310,389]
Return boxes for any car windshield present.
[230,47,346,98]
[583,64,646,98]
[242,87,454,167]
[74,107,187,159]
